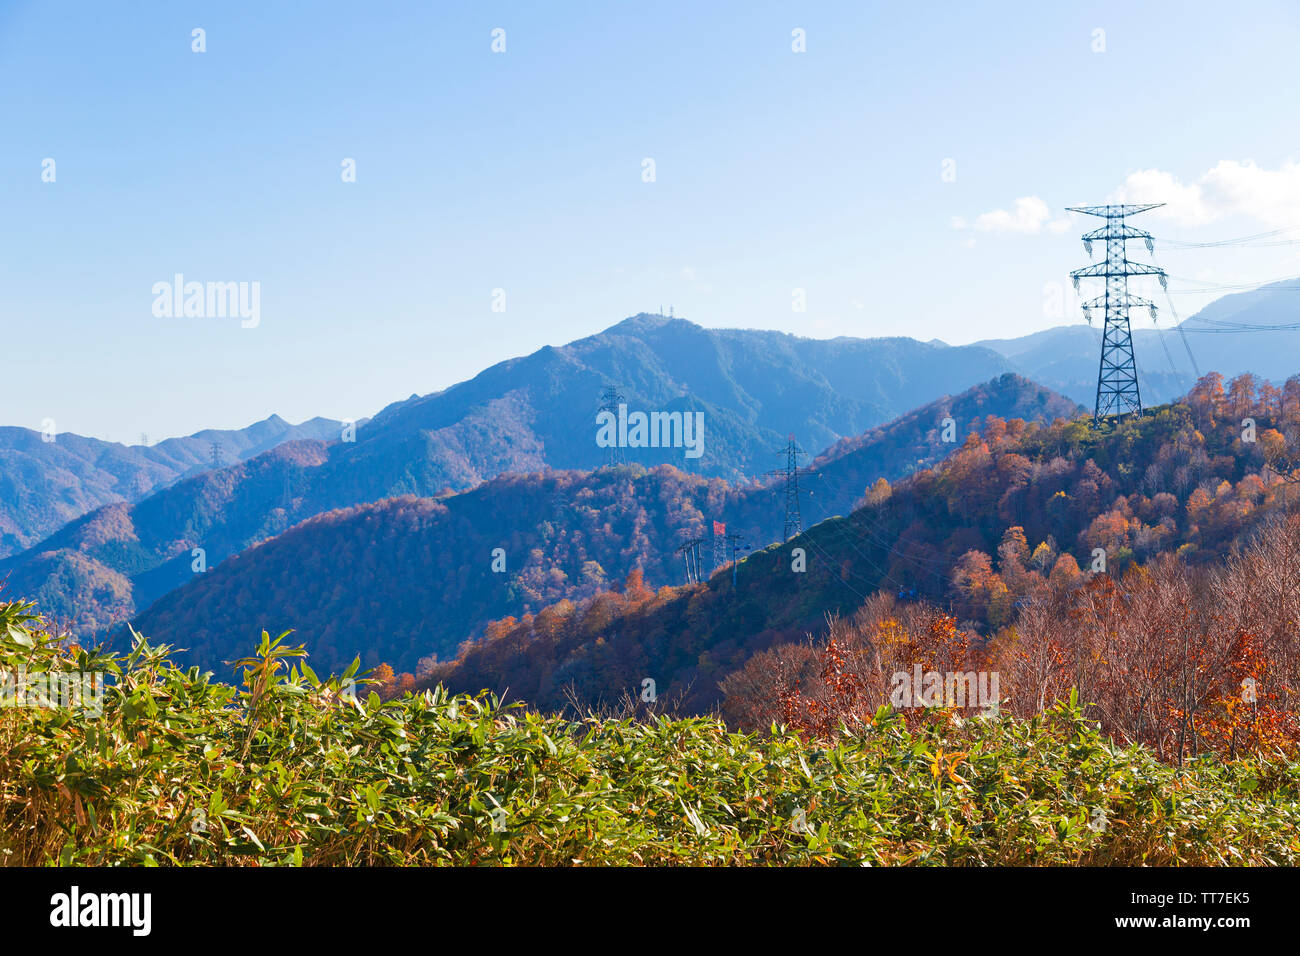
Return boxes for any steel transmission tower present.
[1067,203,1168,425]
[766,436,809,541]
[598,384,625,465]
[676,535,706,584]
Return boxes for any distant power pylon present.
[210,441,222,469]
[766,435,811,541]
[676,534,707,584]
[1068,203,1169,425]
[599,384,625,466]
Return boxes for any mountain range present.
[3,278,1296,668]
[9,278,1295,565]
[122,374,1079,675]
[974,277,1300,406]
[0,414,344,558]
[422,378,1292,715]
[2,317,1029,635]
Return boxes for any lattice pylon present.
[1067,203,1168,424]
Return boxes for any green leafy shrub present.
[2,600,1297,866]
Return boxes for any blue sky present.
[4,0,1300,441]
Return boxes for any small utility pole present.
[725,532,744,587]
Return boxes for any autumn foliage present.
[422,372,1300,725]
[724,514,1300,764]
[721,596,983,736]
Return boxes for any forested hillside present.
[0,440,333,634]
[119,375,1077,675]
[1,318,1024,638]
[423,372,1300,717]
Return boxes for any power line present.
[1161,271,1300,293]
[1152,226,1300,249]
[1177,325,1300,333]
[1148,248,1200,383]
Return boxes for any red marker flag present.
[713,521,725,536]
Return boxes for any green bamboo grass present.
[2,600,1296,866]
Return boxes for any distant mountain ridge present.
[0,414,345,558]
[8,280,1295,561]
[327,314,1024,485]
[2,317,1025,635]
[978,278,1300,407]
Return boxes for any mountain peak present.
[605,313,694,335]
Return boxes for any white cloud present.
[1110,168,1214,226]
[1112,160,1300,228]
[953,196,1071,235]
[976,196,1052,233]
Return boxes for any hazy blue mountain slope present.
[976,278,1300,407]
[0,414,343,558]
